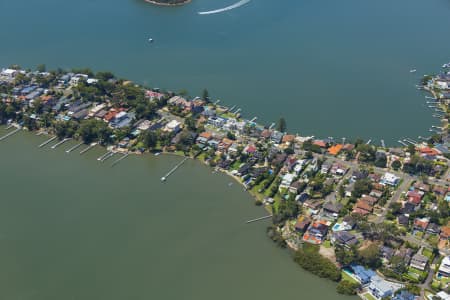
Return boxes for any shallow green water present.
[1,0,449,143]
[0,129,354,299]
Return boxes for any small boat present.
[410,69,417,73]
[161,176,166,182]
[148,38,154,43]
[154,152,161,156]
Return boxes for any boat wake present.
[198,0,251,15]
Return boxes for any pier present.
[246,214,273,224]
[80,142,97,154]
[0,127,21,141]
[380,139,385,148]
[97,151,116,162]
[38,136,57,148]
[66,142,83,153]
[398,140,408,146]
[51,138,71,149]
[111,153,129,167]
[161,157,189,182]
[366,139,372,145]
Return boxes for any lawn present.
[341,271,359,284]
[323,240,332,248]
[362,292,377,300]
[422,247,433,259]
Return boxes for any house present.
[330,162,347,176]
[270,131,284,143]
[401,202,417,214]
[397,215,409,227]
[164,120,181,133]
[434,185,447,197]
[436,291,450,300]
[413,182,430,192]
[295,216,311,232]
[380,246,395,260]
[282,134,295,145]
[368,275,402,299]
[321,161,331,174]
[392,290,417,300]
[332,231,358,248]
[407,190,423,205]
[237,163,251,176]
[427,223,441,235]
[289,181,304,194]
[303,220,329,244]
[352,170,368,181]
[280,173,296,189]
[370,189,383,198]
[440,226,450,240]
[296,192,309,203]
[323,202,343,217]
[360,195,378,206]
[1,68,18,78]
[303,199,323,214]
[328,144,343,156]
[380,172,400,186]
[438,256,450,277]
[414,217,430,231]
[353,199,373,215]
[349,265,375,285]
[410,253,429,271]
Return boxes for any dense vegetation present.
[294,244,341,281]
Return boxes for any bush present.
[336,280,360,295]
[294,244,341,281]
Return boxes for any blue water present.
[1,0,449,144]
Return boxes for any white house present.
[381,172,400,186]
[1,68,17,78]
[438,256,450,277]
[164,120,181,133]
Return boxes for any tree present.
[374,155,387,168]
[142,131,157,148]
[358,243,382,269]
[336,280,360,295]
[36,64,46,72]
[294,244,341,281]
[184,117,197,131]
[276,117,287,132]
[226,131,236,140]
[391,160,401,170]
[202,88,209,102]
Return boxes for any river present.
[1,0,450,143]
[0,128,353,299]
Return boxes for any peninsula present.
[1,63,450,300]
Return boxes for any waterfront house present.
[393,290,417,300]
[328,144,343,156]
[270,131,284,144]
[368,275,402,299]
[427,223,441,235]
[380,245,395,260]
[295,216,311,233]
[303,220,329,244]
[349,265,375,285]
[409,253,429,271]
[1,68,17,78]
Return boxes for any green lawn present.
[323,240,332,248]
[341,271,359,284]
[422,248,433,259]
[362,292,377,300]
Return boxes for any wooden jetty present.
[51,138,71,149]
[111,153,129,167]
[246,215,273,224]
[80,142,97,154]
[0,127,21,141]
[38,136,57,148]
[161,157,189,182]
[66,142,83,153]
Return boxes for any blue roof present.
[351,265,375,282]
[393,290,416,300]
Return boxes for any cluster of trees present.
[402,155,434,175]
[336,280,360,295]
[335,243,382,269]
[273,194,299,225]
[294,244,341,281]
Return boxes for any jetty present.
[246,214,273,224]
[97,151,115,162]
[51,138,71,149]
[38,136,57,148]
[80,142,97,154]
[66,142,83,153]
[366,139,372,145]
[161,157,189,182]
[111,153,129,167]
[381,139,385,148]
[398,140,408,146]
[0,127,21,141]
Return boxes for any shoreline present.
[143,0,191,6]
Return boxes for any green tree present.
[336,280,360,295]
[391,160,401,170]
[202,88,209,101]
[276,117,287,132]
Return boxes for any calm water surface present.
[1,0,450,143]
[0,129,354,299]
